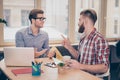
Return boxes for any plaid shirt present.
[78,28,109,66]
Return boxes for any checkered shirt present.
[78,28,109,66]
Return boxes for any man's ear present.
[84,17,89,25]
[31,19,35,24]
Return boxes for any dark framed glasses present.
[35,17,46,21]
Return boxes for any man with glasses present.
[61,9,109,79]
[15,9,49,58]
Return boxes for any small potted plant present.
[0,18,7,26]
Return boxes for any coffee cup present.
[63,55,71,62]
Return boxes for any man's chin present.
[78,29,84,33]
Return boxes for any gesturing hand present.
[61,35,71,50]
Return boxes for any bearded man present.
[61,9,110,79]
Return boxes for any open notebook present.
[50,46,63,60]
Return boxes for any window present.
[21,10,30,26]
[1,0,69,45]
[75,0,100,42]
[41,0,69,41]
[115,0,119,7]
[4,9,10,27]
[81,0,83,8]
[92,0,94,8]
[114,19,118,34]
[3,0,34,42]
[106,0,120,38]
[0,0,120,46]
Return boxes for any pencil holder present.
[32,63,41,76]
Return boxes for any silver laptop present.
[4,47,34,66]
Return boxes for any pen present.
[32,61,34,65]
[39,62,43,65]
[32,61,38,71]
[35,61,38,65]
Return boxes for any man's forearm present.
[35,52,44,58]
[81,63,108,74]
[67,46,79,59]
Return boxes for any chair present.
[117,64,120,80]
[0,51,4,61]
[96,45,120,80]
[116,41,120,57]
[109,45,120,64]
[109,45,120,80]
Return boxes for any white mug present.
[63,55,71,62]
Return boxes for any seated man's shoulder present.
[17,27,28,34]
[40,30,48,35]
[95,32,108,42]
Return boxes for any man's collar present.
[87,28,96,40]
[28,27,43,35]
[28,27,33,34]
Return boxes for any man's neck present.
[31,25,39,35]
[85,26,94,39]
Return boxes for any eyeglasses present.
[35,17,46,21]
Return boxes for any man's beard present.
[78,24,85,33]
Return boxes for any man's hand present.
[61,35,71,50]
[68,59,109,74]
[61,35,79,59]
[47,49,55,58]
[34,48,48,58]
[68,59,85,70]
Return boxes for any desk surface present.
[0,58,101,80]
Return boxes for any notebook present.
[4,47,34,66]
[50,47,63,60]
[11,67,44,76]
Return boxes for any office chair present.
[109,45,120,80]
[117,64,120,80]
[116,40,120,58]
[96,45,120,80]
[110,45,120,64]
[116,41,120,80]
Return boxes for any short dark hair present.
[29,9,44,23]
[80,9,97,25]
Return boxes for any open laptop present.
[4,47,34,67]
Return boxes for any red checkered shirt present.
[78,28,109,66]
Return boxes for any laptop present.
[4,47,34,67]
